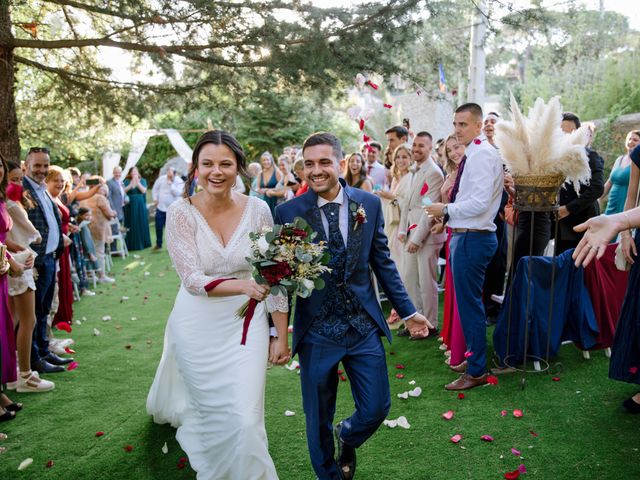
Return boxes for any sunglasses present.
[28,147,50,154]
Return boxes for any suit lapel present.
[344,188,363,279]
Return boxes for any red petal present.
[464,351,474,358]
[363,134,371,143]
[64,347,76,354]
[529,430,539,437]
[420,182,429,196]
[366,80,379,90]
[504,470,520,480]
[95,431,105,437]
[474,139,482,145]
[395,373,405,379]
[67,361,79,371]
[366,144,374,153]
[501,410,508,417]
[46,460,54,468]
[407,224,418,232]
[450,434,462,443]
[480,435,494,442]
[56,322,72,333]
[124,445,134,452]
[552,376,561,381]
[179,457,188,463]
[513,409,523,418]
[177,463,186,469]
[359,119,365,130]
[337,369,343,375]
[442,410,454,420]
[457,393,465,399]
[629,367,638,374]
[518,464,527,474]
[383,103,392,109]
[340,375,347,382]
[395,364,406,369]
[486,375,499,385]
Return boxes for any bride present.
[147,130,290,479]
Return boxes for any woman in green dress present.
[124,166,151,250]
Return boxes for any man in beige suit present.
[397,132,446,334]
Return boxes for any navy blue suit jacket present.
[274,179,415,355]
[23,177,63,268]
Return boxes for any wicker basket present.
[513,173,565,210]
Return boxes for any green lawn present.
[1,246,639,479]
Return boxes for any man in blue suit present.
[274,132,431,480]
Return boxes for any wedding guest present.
[293,158,309,197]
[483,112,500,147]
[572,144,640,412]
[5,162,55,392]
[81,184,116,282]
[397,133,446,336]
[425,103,504,390]
[600,130,640,216]
[384,126,409,170]
[152,167,184,251]
[432,138,446,173]
[23,148,68,374]
[107,166,126,224]
[344,153,373,192]
[246,162,262,197]
[364,141,387,189]
[72,207,95,296]
[556,112,605,254]
[274,155,298,201]
[124,166,151,251]
[257,152,283,216]
[46,166,76,328]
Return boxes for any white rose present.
[257,236,270,255]
[302,278,315,291]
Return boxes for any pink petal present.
[480,435,494,442]
[395,373,405,379]
[518,464,527,474]
[287,325,293,333]
[501,410,508,417]
[513,409,523,418]
[511,448,521,456]
[64,347,76,354]
[383,103,392,109]
[407,224,418,232]
[441,410,454,420]
[630,367,638,374]
[363,134,371,143]
[487,375,498,385]
[450,434,462,443]
[67,361,79,371]
[395,364,406,369]
[464,351,474,358]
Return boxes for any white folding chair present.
[109,218,128,258]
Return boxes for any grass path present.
[1,247,639,479]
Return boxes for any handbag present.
[614,175,640,271]
[389,199,401,225]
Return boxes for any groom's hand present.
[405,313,433,339]
[269,337,291,365]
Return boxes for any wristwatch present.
[442,205,448,217]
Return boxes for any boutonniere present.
[350,203,367,231]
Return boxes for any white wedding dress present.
[147,196,287,480]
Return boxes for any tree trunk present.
[0,1,21,162]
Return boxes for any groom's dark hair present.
[302,132,342,162]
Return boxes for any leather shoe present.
[450,360,467,373]
[445,373,488,391]
[334,422,356,480]
[623,393,640,414]
[44,352,74,366]
[33,359,65,374]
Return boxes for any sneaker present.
[49,342,67,356]
[4,381,17,391]
[81,289,96,296]
[98,276,115,283]
[16,371,55,393]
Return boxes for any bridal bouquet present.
[236,217,331,343]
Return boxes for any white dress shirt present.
[447,137,503,232]
[152,175,184,212]
[317,184,349,246]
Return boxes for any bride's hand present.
[269,337,290,365]
[241,280,270,302]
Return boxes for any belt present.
[451,228,492,234]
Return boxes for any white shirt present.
[152,175,184,212]
[366,161,387,189]
[447,137,503,232]
[317,185,349,246]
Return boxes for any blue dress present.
[258,170,278,216]
[609,151,640,385]
[124,178,152,251]
[604,156,630,216]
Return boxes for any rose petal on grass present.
[65,347,76,354]
[67,361,78,371]
[18,458,33,470]
[511,448,521,456]
[408,387,422,397]
[501,410,508,417]
[46,460,54,468]
[529,430,538,437]
[442,410,454,420]
[383,419,398,428]
[457,393,465,399]
[487,375,499,385]
[395,364,406,369]
[450,434,462,443]
[397,391,409,399]
[396,416,410,429]
[480,435,494,442]
[518,464,527,474]
[162,442,168,454]
[124,445,134,452]
[395,373,405,379]
[513,409,523,418]
[504,470,520,479]
[285,361,300,371]
[95,431,105,437]
[552,377,561,381]
[75,320,82,326]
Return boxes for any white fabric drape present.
[164,129,193,162]
[122,130,158,177]
[102,152,122,181]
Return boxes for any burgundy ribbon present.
[204,278,258,345]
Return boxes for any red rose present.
[260,261,293,285]
[291,228,308,238]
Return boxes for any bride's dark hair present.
[184,130,247,199]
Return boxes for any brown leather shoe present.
[450,361,467,373]
[445,373,488,391]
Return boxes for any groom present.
[274,132,431,480]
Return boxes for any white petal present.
[161,442,168,454]
[285,361,300,371]
[284,410,296,417]
[383,419,397,428]
[396,416,411,429]
[409,380,416,385]
[93,328,101,336]
[75,320,82,326]
[102,315,111,321]
[397,391,409,399]
[408,387,422,398]
[18,458,33,470]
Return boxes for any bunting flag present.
[438,63,447,93]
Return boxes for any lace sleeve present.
[166,201,214,296]
[255,199,289,313]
